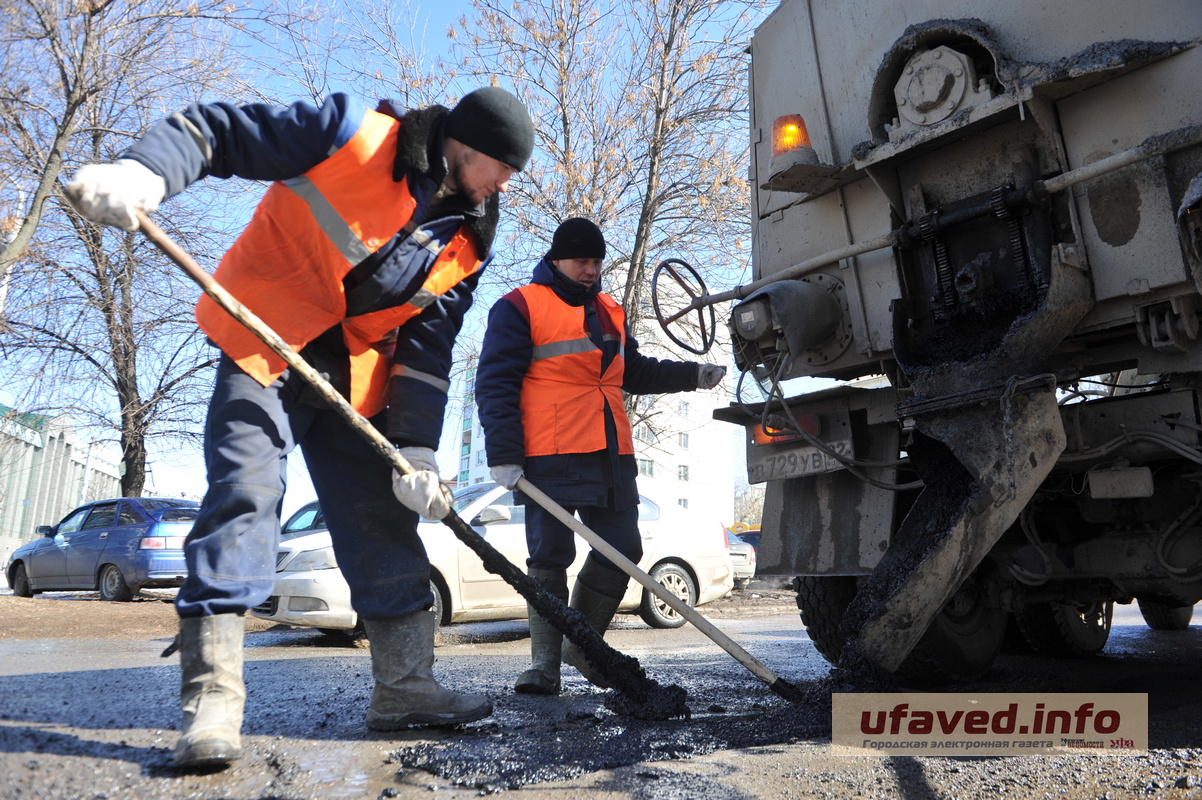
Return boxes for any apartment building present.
[0,407,121,563]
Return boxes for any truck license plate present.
[746,438,853,484]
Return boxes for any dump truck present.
[680,0,1202,682]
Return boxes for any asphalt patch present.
[386,688,831,791]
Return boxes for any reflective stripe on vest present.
[195,106,485,417]
[516,284,635,457]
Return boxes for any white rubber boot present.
[174,614,245,769]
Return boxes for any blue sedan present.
[6,497,200,601]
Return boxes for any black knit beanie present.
[445,87,535,171]
[547,217,606,260]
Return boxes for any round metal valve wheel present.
[650,259,716,355]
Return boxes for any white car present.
[252,482,734,633]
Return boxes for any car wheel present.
[318,621,366,644]
[11,564,33,598]
[98,564,133,602]
[638,563,696,629]
[797,573,1006,683]
[1137,598,1194,631]
[430,579,446,630]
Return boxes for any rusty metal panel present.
[1057,46,1202,302]
[1059,388,1200,465]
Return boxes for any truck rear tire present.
[1015,600,1112,657]
[796,573,1006,682]
[795,576,858,664]
[896,576,1007,684]
[1136,599,1193,631]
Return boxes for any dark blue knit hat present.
[445,87,535,171]
[548,217,606,260]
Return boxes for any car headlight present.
[286,546,339,571]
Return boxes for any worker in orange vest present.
[475,218,726,694]
[65,87,534,768]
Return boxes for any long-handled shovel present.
[137,210,799,711]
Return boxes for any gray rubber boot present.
[174,614,245,769]
[364,611,493,729]
[561,555,629,688]
[515,568,569,695]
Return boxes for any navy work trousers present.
[524,499,641,573]
[175,354,433,619]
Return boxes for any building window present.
[678,498,689,509]
[634,423,654,444]
[678,432,689,449]
[460,456,470,471]
[678,400,690,418]
[678,464,689,481]
[638,459,655,477]
[476,450,486,465]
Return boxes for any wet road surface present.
[3,600,1202,798]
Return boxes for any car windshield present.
[454,484,498,512]
[281,484,499,530]
[280,504,325,541]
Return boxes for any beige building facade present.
[0,408,121,564]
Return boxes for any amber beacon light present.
[771,114,811,158]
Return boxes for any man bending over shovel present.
[65,86,535,769]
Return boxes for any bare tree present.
[732,478,764,527]
[0,0,269,496]
[232,0,454,109]
[0,0,271,281]
[453,0,764,316]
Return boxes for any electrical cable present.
[1157,491,1202,580]
[1078,378,1167,391]
[1058,389,1110,405]
[1008,506,1052,586]
[737,361,923,492]
[1058,429,1202,465]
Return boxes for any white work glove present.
[490,464,524,490]
[697,363,727,390]
[63,159,166,231]
[391,446,452,520]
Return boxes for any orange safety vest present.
[516,284,635,457]
[195,108,485,418]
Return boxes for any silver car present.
[252,483,735,634]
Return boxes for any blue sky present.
[12,0,762,520]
